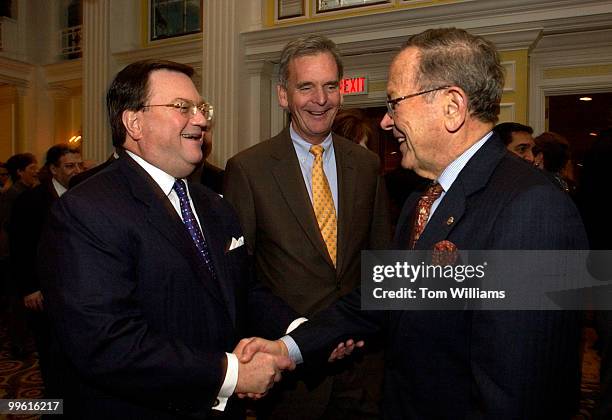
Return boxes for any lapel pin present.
[446,216,454,226]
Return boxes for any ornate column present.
[242,60,276,151]
[48,87,73,145]
[82,0,113,162]
[13,86,29,153]
[201,0,240,167]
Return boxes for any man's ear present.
[443,87,468,133]
[49,164,59,178]
[277,84,288,109]
[122,110,143,140]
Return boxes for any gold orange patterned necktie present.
[310,145,337,266]
[410,183,444,249]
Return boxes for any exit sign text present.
[340,77,367,96]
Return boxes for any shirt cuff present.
[280,335,304,365]
[212,353,238,411]
[286,317,308,334]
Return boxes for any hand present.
[234,347,295,399]
[234,337,288,363]
[328,339,364,362]
[24,291,44,311]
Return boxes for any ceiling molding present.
[113,39,202,67]
[0,56,33,88]
[243,0,612,62]
[44,59,82,86]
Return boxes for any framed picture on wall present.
[316,0,390,13]
[150,0,202,42]
[278,0,305,20]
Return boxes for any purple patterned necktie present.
[173,179,215,277]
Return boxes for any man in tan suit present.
[224,35,390,419]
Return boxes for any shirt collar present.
[52,178,67,197]
[125,149,178,197]
[290,124,333,157]
[436,131,493,192]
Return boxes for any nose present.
[190,108,208,128]
[312,87,328,105]
[380,113,394,131]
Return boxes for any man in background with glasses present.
[240,28,587,419]
[38,59,299,419]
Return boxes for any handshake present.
[231,337,363,399]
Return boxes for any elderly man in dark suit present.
[224,35,390,419]
[39,59,297,419]
[240,28,587,419]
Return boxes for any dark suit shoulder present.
[14,182,53,206]
[490,153,568,200]
[189,181,230,211]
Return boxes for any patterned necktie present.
[173,179,216,277]
[310,145,337,266]
[410,183,444,249]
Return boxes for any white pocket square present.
[228,236,244,251]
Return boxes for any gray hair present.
[401,27,504,124]
[278,34,344,87]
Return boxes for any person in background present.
[575,127,612,419]
[9,144,83,391]
[0,152,39,358]
[0,161,10,304]
[332,108,376,150]
[533,131,573,193]
[494,121,536,164]
[68,150,119,189]
[224,34,390,419]
[0,162,10,193]
[190,118,224,194]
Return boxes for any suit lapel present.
[118,152,228,309]
[191,190,236,324]
[416,187,466,249]
[270,129,335,268]
[414,133,508,250]
[334,136,356,276]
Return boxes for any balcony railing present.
[60,24,82,59]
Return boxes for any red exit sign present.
[340,76,367,96]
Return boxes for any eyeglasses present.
[143,101,214,121]
[386,86,450,117]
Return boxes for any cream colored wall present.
[529,29,612,135]
[499,49,529,125]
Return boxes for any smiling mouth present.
[181,133,202,141]
[308,110,330,117]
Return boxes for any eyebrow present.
[171,97,205,104]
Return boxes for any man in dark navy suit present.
[39,59,297,419]
[240,28,587,419]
